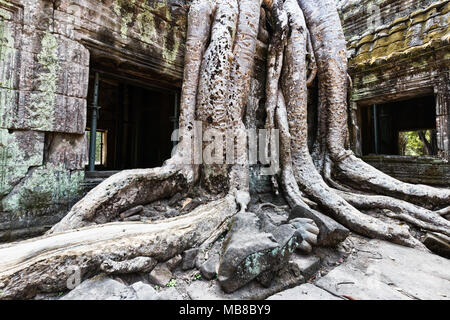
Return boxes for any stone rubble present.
[56,235,450,301]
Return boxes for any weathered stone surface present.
[290,206,349,247]
[200,254,220,281]
[316,238,450,300]
[0,129,44,197]
[338,0,438,40]
[267,283,343,300]
[131,281,158,300]
[0,3,22,129]
[182,248,199,271]
[61,277,137,300]
[364,156,450,187]
[15,91,87,134]
[187,268,305,301]
[45,133,87,171]
[0,132,85,237]
[149,263,173,287]
[11,30,88,134]
[1,165,84,213]
[156,287,185,300]
[423,233,450,258]
[168,192,183,206]
[346,0,449,68]
[166,254,182,271]
[218,212,302,293]
[289,254,321,280]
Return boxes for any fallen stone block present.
[131,281,158,300]
[166,254,182,271]
[100,257,157,275]
[182,248,199,270]
[120,206,144,220]
[290,206,349,247]
[61,277,137,300]
[289,254,321,280]
[423,233,450,259]
[200,254,220,280]
[149,264,173,287]
[123,215,141,222]
[218,212,302,293]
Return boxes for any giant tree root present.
[335,190,450,237]
[49,166,191,234]
[334,156,450,208]
[0,196,237,299]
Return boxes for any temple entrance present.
[359,95,438,157]
[85,71,179,172]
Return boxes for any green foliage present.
[399,130,430,156]
[167,279,177,287]
[192,273,202,281]
[86,131,104,165]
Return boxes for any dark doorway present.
[86,72,179,171]
[360,95,438,156]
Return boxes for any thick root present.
[0,196,237,299]
[334,155,450,207]
[276,92,314,210]
[335,190,450,237]
[227,0,262,210]
[49,166,189,233]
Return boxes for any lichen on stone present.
[29,31,60,131]
[2,165,84,214]
[113,0,137,39]
[349,0,450,68]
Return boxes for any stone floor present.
[268,235,450,300]
[310,237,450,300]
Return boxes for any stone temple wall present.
[339,0,450,184]
[337,0,438,39]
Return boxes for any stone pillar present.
[349,100,363,156]
[435,72,450,161]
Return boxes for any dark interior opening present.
[86,72,179,171]
[360,95,438,156]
